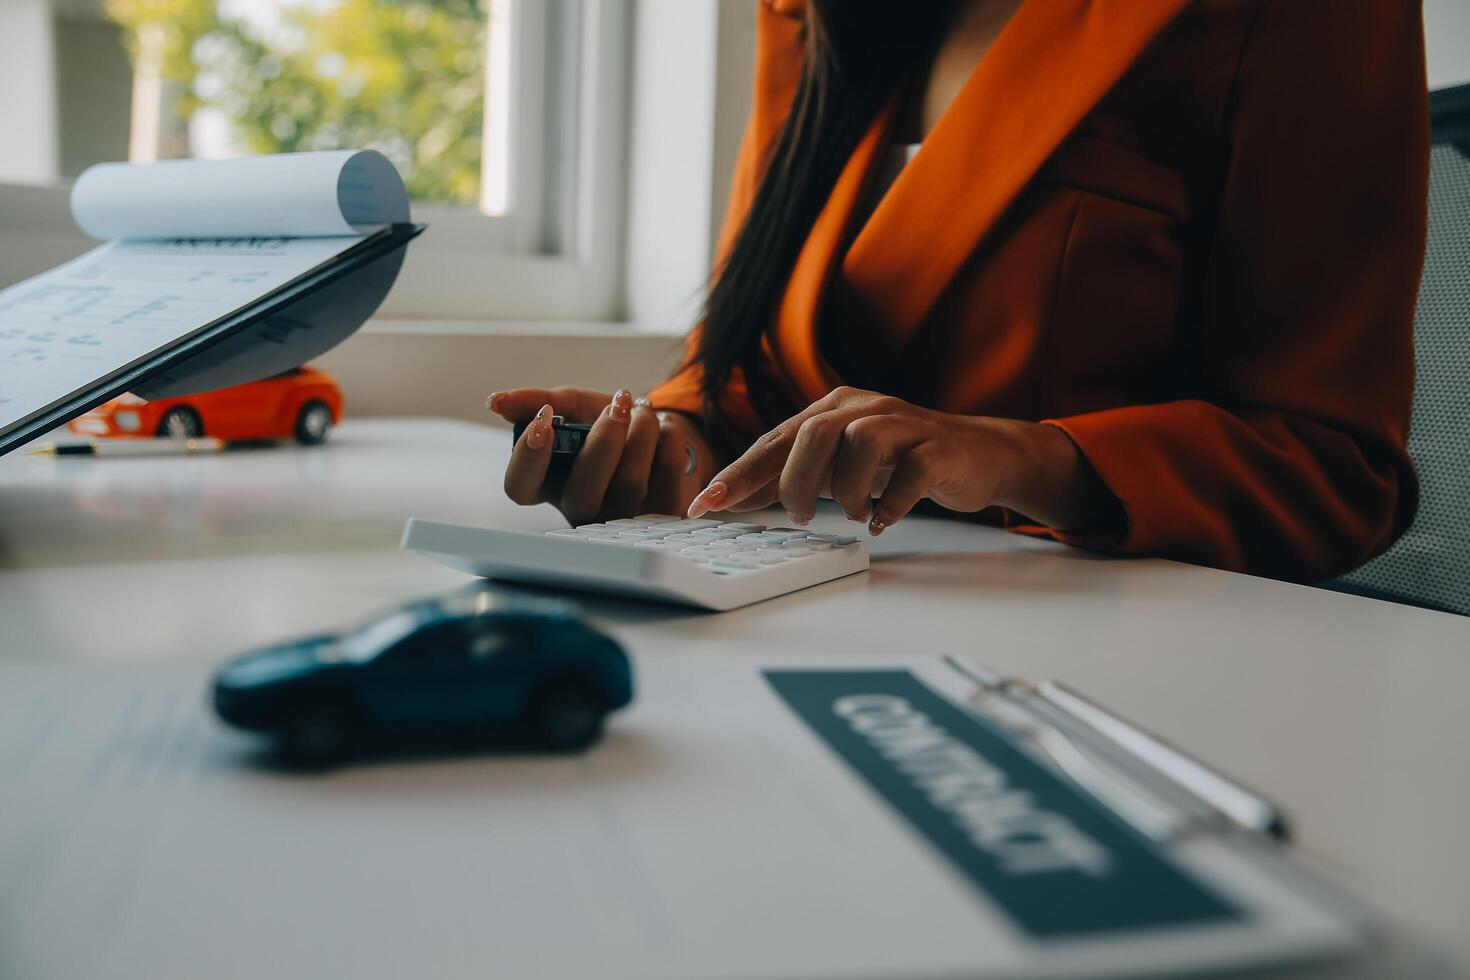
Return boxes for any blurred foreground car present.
[213,593,635,766]
[69,365,342,444]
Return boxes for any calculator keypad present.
[546,517,859,573]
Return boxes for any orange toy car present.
[69,366,344,444]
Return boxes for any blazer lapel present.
[841,0,1195,351]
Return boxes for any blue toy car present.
[212,592,633,766]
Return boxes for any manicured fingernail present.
[634,396,653,408]
[611,388,632,422]
[526,404,553,449]
[687,481,727,517]
[788,511,810,527]
[868,517,887,537]
[486,392,506,412]
[844,507,869,523]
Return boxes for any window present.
[341,610,424,661]
[384,623,465,665]
[468,630,514,661]
[0,0,630,321]
[109,0,495,211]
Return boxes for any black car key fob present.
[513,415,592,480]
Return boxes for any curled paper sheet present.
[70,149,410,241]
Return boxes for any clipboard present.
[763,656,1370,961]
[0,222,424,457]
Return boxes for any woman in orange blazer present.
[491,0,1428,583]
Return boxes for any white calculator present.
[401,515,869,611]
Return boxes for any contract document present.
[0,654,1367,980]
[0,150,421,455]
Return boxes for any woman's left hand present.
[685,386,1118,536]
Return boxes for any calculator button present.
[736,532,785,544]
[719,523,766,533]
[777,546,814,557]
[608,518,658,528]
[652,519,723,532]
[690,528,745,540]
[575,523,613,532]
[711,558,760,571]
[764,528,812,539]
[787,539,828,551]
[806,533,859,545]
[546,528,582,536]
[636,514,683,523]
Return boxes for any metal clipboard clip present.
[942,656,1290,845]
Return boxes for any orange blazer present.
[647,0,1429,582]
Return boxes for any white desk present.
[3,418,1468,976]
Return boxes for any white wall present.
[621,0,756,331]
[1426,0,1470,89]
[709,0,757,257]
[0,0,60,183]
[623,0,720,330]
[54,15,134,178]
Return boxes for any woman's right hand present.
[487,386,718,525]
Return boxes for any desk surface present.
[3,418,1468,975]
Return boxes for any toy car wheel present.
[294,401,334,445]
[156,406,202,439]
[531,682,606,751]
[278,700,356,767]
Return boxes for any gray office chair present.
[1330,84,1470,616]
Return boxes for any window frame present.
[0,0,631,323]
[392,0,630,321]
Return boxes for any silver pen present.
[1034,680,1289,840]
[944,657,1289,841]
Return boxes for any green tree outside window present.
[106,0,488,205]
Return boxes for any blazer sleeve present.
[643,0,806,442]
[1018,0,1429,582]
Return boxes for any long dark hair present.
[695,0,956,439]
